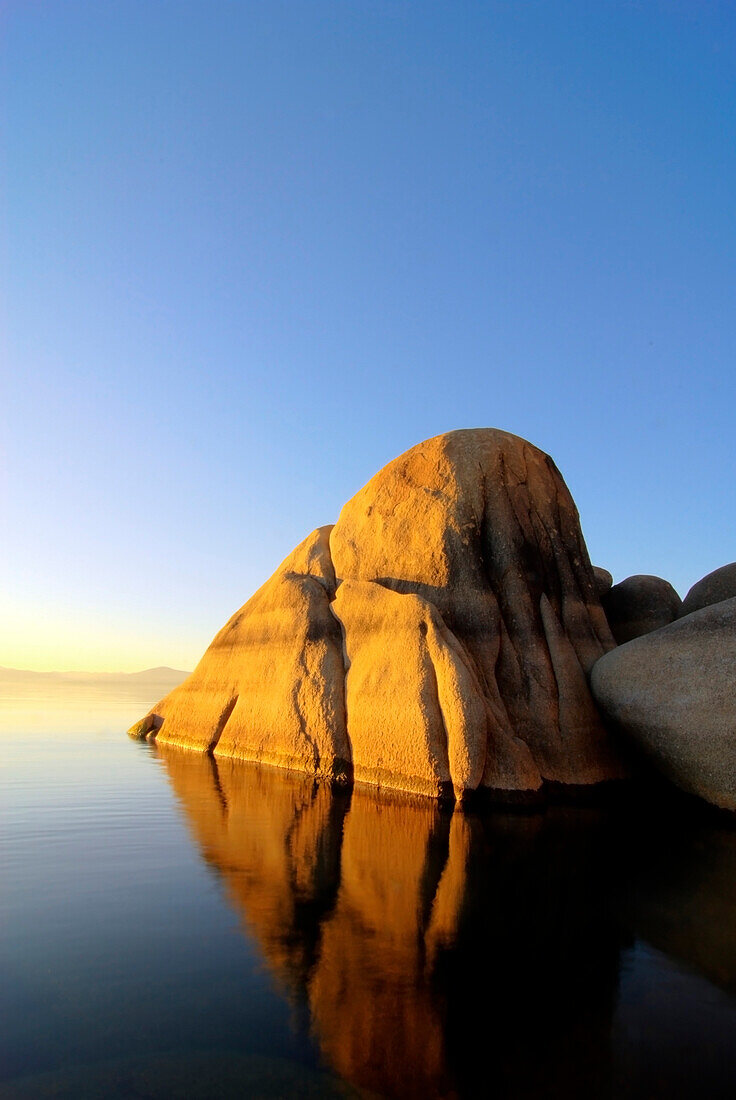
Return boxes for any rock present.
[592,566,613,598]
[152,526,351,782]
[132,428,625,800]
[590,597,736,811]
[681,562,736,617]
[601,574,681,644]
[128,713,162,740]
[329,429,623,791]
[332,579,490,798]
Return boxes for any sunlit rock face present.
[160,749,624,1100]
[133,429,625,799]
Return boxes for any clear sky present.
[2,0,735,671]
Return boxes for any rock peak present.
[130,428,625,801]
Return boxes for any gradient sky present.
[2,0,735,671]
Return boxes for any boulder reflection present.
[159,749,736,1099]
[625,816,736,996]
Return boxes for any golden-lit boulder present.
[132,428,625,799]
[150,526,351,781]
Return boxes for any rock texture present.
[591,597,736,811]
[145,526,351,781]
[601,574,682,644]
[681,562,736,617]
[132,428,625,800]
[332,580,489,798]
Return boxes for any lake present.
[2,690,736,1098]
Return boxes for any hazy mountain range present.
[0,666,189,684]
[0,666,189,700]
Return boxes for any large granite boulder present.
[601,573,681,644]
[131,429,625,800]
[591,597,736,811]
[681,562,736,617]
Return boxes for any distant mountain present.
[0,666,190,701]
[126,667,191,681]
[0,666,190,684]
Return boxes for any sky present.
[2,0,735,672]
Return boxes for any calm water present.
[2,692,736,1099]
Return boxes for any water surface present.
[2,693,736,1097]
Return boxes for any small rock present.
[601,574,681,644]
[592,566,613,598]
[127,713,162,740]
[681,562,736,617]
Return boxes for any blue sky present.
[2,0,735,670]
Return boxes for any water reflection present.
[624,817,736,995]
[160,749,736,1099]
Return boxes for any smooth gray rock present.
[601,574,681,644]
[681,562,736,617]
[590,597,736,811]
[592,566,613,599]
